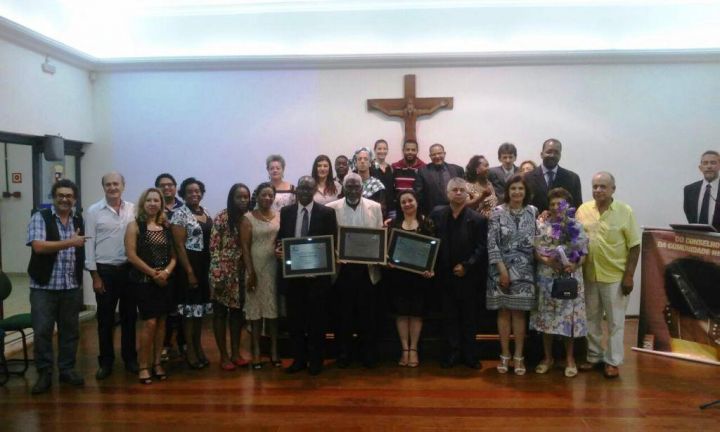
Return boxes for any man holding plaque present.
[327,173,384,368]
[430,177,488,369]
[277,176,337,375]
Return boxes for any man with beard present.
[327,173,384,368]
[525,138,582,213]
[277,176,337,376]
[392,139,426,198]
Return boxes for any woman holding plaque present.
[387,190,434,367]
[241,182,281,369]
[530,188,588,377]
[487,175,537,375]
[311,155,342,205]
[209,183,251,371]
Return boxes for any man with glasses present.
[26,179,87,394]
[154,173,186,361]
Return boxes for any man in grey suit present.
[683,150,720,230]
[488,142,519,201]
[415,143,465,215]
[524,138,582,213]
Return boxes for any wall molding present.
[2,15,719,73]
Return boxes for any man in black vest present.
[276,176,337,375]
[525,138,582,213]
[684,150,720,230]
[26,179,87,394]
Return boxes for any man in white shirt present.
[327,173,383,368]
[85,172,137,379]
[684,150,720,231]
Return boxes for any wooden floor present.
[2,319,719,431]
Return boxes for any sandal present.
[513,357,526,376]
[272,359,283,368]
[138,368,153,385]
[535,359,554,374]
[398,349,409,367]
[233,358,250,368]
[407,349,419,368]
[153,364,168,381]
[252,362,263,370]
[565,364,578,378]
[497,355,511,374]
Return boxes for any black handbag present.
[551,273,578,300]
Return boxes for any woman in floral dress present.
[530,187,588,377]
[209,183,251,371]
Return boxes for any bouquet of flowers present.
[535,200,588,266]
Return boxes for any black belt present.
[96,263,129,271]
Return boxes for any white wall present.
[89,62,720,314]
[0,37,94,274]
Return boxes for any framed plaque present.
[281,235,336,278]
[337,226,387,265]
[387,229,441,275]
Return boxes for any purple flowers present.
[535,200,588,264]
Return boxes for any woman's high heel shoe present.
[497,355,511,374]
[513,357,526,375]
[138,369,153,385]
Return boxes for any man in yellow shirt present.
[576,172,640,378]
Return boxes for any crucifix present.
[367,74,453,142]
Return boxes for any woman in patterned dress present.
[241,182,281,369]
[126,188,176,384]
[209,183,251,371]
[530,188,588,377]
[487,175,537,375]
[465,155,497,217]
[171,177,213,369]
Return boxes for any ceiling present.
[0,0,719,67]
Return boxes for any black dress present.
[386,216,435,317]
[129,222,174,320]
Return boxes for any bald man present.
[576,172,640,379]
[85,172,137,379]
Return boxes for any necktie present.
[699,184,711,224]
[301,208,309,237]
[546,170,555,188]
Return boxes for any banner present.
[636,228,720,365]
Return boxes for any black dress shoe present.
[285,361,307,374]
[308,361,323,376]
[95,366,113,380]
[31,371,52,395]
[441,353,461,369]
[59,370,85,386]
[125,361,140,374]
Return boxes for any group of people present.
[33,136,714,395]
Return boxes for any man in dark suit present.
[276,176,338,375]
[415,143,465,215]
[525,138,582,212]
[683,150,720,231]
[430,177,488,369]
[488,142,520,202]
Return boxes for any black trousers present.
[95,264,137,367]
[335,264,378,362]
[286,278,330,365]
[440,275,479,363]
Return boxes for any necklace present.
[256,210,274,222]
[508,205,524,215]
[190,206,204,216]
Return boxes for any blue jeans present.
[30,288,82,373]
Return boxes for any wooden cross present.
[367,74,453,142]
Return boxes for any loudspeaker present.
[43,135,64,161]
